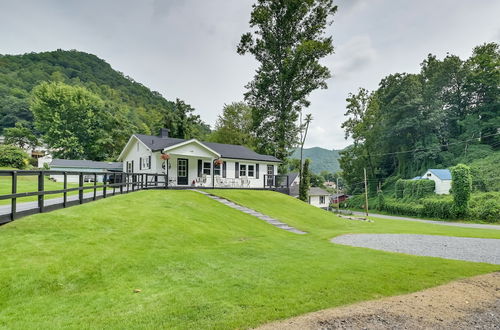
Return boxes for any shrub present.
[395,179,435,200]
[383,200,424,217]
[468,192,500,223]
[376,191,385,211]
[395,179,404,198]
[0,145,29,169]
[451,164,472,217]
[421,197,455,219]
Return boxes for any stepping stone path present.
[193,190,307,234]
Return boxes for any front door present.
[177,158,189,185]
[267,165,274,187]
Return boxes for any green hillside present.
[0,50,209,157]
[0,190,497,328]
[291,147,341,173]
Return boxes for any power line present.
[364,132,500,157]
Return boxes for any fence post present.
[93,173,97,200]
[79,172,84,204]
[38,171,45,213]
[155,174,158,187]
[11,171,17,221]
[103,173,107,198]
[63,172,67,207]
[141,174,144,190]
[113,173,116,196]
[120,173,124,195]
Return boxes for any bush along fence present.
[0,170,168,225]
[346,164,499,222]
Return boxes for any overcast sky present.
[1,0,499,149]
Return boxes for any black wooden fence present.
[0,170,168,225]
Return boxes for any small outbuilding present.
[308,187,331,209]
[49,159,123,183]
[419,169,452,194]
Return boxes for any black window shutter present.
[235,162,239,178]
[256,164,259,179]
[139,157,142,170]
[198,159,202,176]
[148,155,151,169]
[222,161,227,178]
[131,160,134,172]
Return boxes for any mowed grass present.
[0,168,103,205]
[0,190,498,329]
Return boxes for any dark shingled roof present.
[50,159,123,170]
[135,134,280,162]
[308,187,330,196]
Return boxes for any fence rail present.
[0,170,168,225]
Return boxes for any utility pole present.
[364,168,369,217]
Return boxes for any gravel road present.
[332,234,500,264]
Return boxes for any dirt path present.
[257,272,500,329]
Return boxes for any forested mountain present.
[291,147,341,174]
[0,49,209,159]
[340,42,499,192]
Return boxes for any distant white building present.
[414,169,452,195]
[308,187,331,209]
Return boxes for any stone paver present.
[193,190,306,234]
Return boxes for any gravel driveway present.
[332,234,500,264]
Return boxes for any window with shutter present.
[222,161,227,178]
[235,162,239,178]
[198,159,202,177]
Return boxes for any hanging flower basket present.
[214,159,223,166]
[160,153,170,160]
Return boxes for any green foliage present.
[3,122,38,149]
[238,0,337,161]
[339,43,500,192]
[31,82,109,160]
[291,147,340,173]
[0,50,209,158]
[299,159,311,201]
[0,145,30,169]
[310,173,325,187]
[469,152,500,192]
[451,164,472,217]
[376,191,385,211]
[420,197,456,219]
[394,179,435,200]
[383,200,425,217]
[208,102,255,148]
[468,192,500,223]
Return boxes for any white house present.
[49,159,123,183]
[416,169,452,194]
[287,172,331,209]
[308,187,331,209]
[117,129,281,188]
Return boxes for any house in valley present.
[414,169,452,194]
[117,129,282,189]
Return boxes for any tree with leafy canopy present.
[30,82,111,160]
[209,102,255,148]
[238,0,337,164]
[4,122,38,149]
[299,158,311,201]
[164,98,210,140]
[451,164,472,217]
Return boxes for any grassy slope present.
[0,168,103,205]
[0,190,498,329]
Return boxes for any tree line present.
[340,42,499,193]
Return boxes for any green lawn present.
[0,190,498,329]
[0,168,104,205]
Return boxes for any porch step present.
[192,190,306,235]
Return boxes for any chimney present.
[159,128,170,138]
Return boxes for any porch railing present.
[0,170,168,225]
[263,174,290,194]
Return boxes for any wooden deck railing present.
[0,170,168,225]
